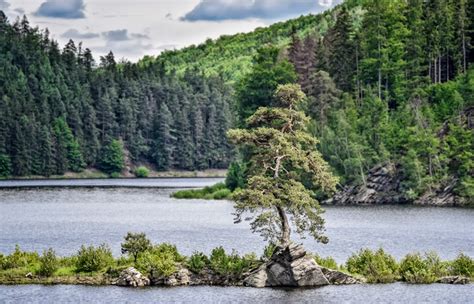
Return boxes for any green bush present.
[134,166,150,178]
[75,244,114,273]
[172,183,231,200]
[449,253,473,277]
[211,188,232,199]
[399,253,437,283]
[1,245,39,270]
[209,247,259,276]
[110,172,121,178]
[314,254,339,270]
[38,248,59,277]
[187,252,209,273]
[136,243,184,277]
[346,248,399,283]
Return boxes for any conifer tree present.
[229,84,338,246]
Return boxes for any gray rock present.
[436,276,470,284]
[414,179,467,207]
[116,267,150,287]
[320,267,362,285]
[163,267,191,286]
[325,163,409,206]
[244,243,329,288]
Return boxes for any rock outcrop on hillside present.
[325,163,409,205]
[414,179,467,207]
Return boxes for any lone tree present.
[228,84,338,247]
[121,232,152,262]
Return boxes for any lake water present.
[0,283,473,304]
[0,179,473,303]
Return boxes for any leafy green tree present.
[121,232,152,262]
[228,84,338,246]
[99,139,125,174]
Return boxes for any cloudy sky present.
[1,0,340,62]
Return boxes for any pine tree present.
[229,84,338,246]
[152,102,174,171]
[323,6,356,91]
[99,139,125,174]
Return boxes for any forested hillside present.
[0,0,473,205]
[0,12,233,177]
[230,0,474,204]
[143,0,364,82]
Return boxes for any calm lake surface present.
[0,178,473,303]
[0,283,473,304]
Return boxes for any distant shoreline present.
[0,177,225,189]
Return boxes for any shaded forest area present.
[0,12,233,177]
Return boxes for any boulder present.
[320,267,362,285]
[244,243,329,287]
[116,267,150,287]
[163,267,191,286]
[436,276,470,285]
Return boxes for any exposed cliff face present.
[325,163,410,205]
[414,179,468,207]
[325,163,469,207]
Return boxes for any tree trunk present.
[274,154,290,247]
[277,205,290,247]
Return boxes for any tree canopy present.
[229,84,338,246]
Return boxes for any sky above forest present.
[1,0,340,62]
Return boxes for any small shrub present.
[134,166,150,178]
[314,255,339,270]
[75,244,114,273]
[38,248,59,277]
[136,243,184,277]
[211,188,231,199]
[121,232,152,262]
[1,245,39,270]
[209,247,259,276]
[172,183,230,200]
[110,172,120,178]
[449,253,473,277]
[136,252,176,277]
[346,248,398,283]
[187,252,209,273]
[399,253,437,283]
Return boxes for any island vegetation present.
[0,233,472,286]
